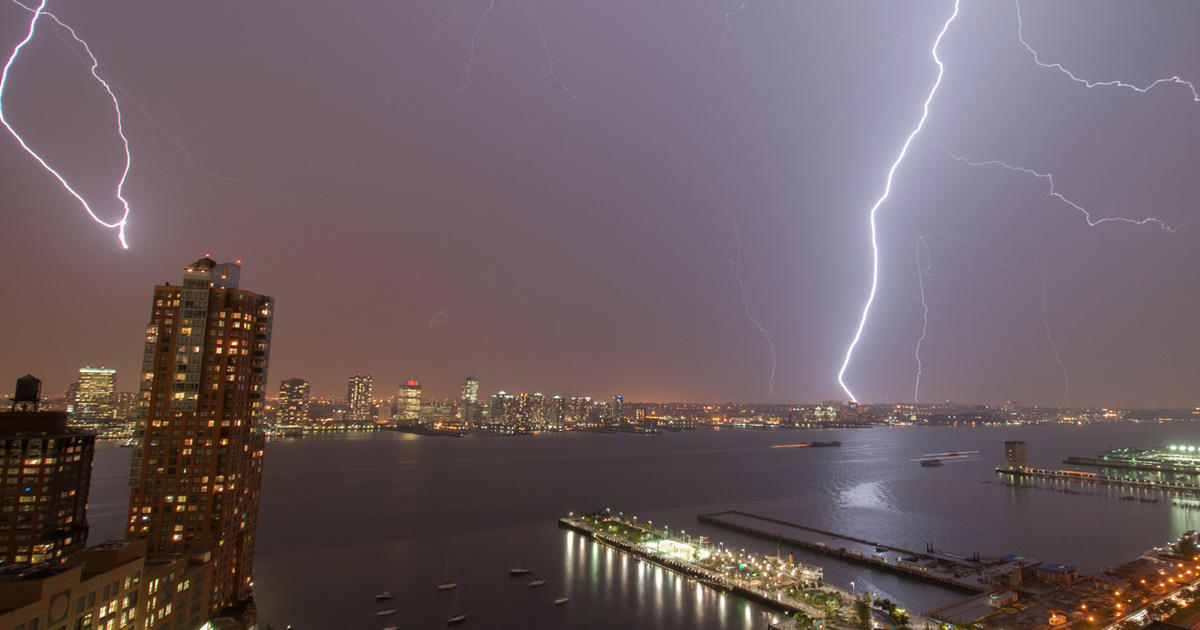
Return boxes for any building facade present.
[346,375,374,423]
[126,257,272,614]
[277,378,310,425]
[0,376,94,567]
[397,380,421,423]
[70,367,117,429]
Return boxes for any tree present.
[855,597,872,628]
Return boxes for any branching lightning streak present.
[1015,0,1199,102]
[942,149,1184,233]
[836,0,960,403]
[913,236,931,402]
[2,0,131,248]
[524,0,577,128]
[1028,222,1070,403]
[458,0,495,94]
[721,0,750,48]
[388,0,463,104]
[725,214,777,394]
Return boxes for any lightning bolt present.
[2,0,132,248]
[397,0,463,87]
[721,0,750,48]
[1027,222,1070,404]
[942,150,1185,233]
[1015,0,1199,102]
[458,0,495,94]
[913,236,931,402]
[836,0,960,403]
[524,0,577,128]
[724,214,777,394]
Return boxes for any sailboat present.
[446,589,467,625]
[528,578,547,588]
[437,561,457,591]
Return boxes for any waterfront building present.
[346,374,374,423]
[0,375,94,566]
[458,377,479,424]
[488,391,515,426]
[114,391,138,422]
[548,395,567,429]
[569,396,592,426]
[278,378,310,425]
[397,379,422,423]
[1005,441,1028,469]
[126,256,272,614]
[70,367,117,429]
[517,393,546,428]
[609,394,624,424]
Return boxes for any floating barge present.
[997,465,1200,494]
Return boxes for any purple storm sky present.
[1,0,1198,407]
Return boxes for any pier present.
[697,510,1031,593]
[997,466,1200,494]
[559,511,864,622]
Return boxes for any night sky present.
[2,1,1197,407]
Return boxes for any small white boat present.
[528,578,547,588]
[509,567,532,576]
[554,597,569,605]
[437,582,457,591]
[375,609,397,616]
[446,613,468,625]
[383,627,400,630]
[375,591,393,601]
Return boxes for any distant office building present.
[517,393,546,428]
[1004,441,1028,469]
[70,367,116,428]
[0,375,94,567]
[459,377,479,423]
[347,374,374,423]
[398,379,422,423]
[279,378,311,425]
[609,394,624,424]
[126,256,271,612]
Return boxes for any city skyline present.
[3,2,1199,408]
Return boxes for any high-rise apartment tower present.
[126,257,272,613]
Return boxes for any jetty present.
[698,510,1033,593]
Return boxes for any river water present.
[86,422,1200,629]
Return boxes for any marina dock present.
[697,510,1030,593]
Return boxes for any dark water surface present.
[88,423,1200,629]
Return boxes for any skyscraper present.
[609,394,624,424]
[398,379,422,423]
[347,374,374,423]
[70,366,117,428]
[278,378,311,425]
[127,256,272,613]
[458,376,479,424]
[1,375,94,566]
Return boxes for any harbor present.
[698,510,1028,593]
[996,466,1200,494]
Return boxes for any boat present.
[446,614,468,626]
[375,591,393,601]
[554,597,569,605]
[509,567,532,576]
[810,441,841,447]
[921,459,943,467]
[437,561,456,590]
[375,609,397,616]
[528,578,547,588]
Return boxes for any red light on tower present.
[204,252,212,258]
[235,259,243,265]
[406,379,418,387]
